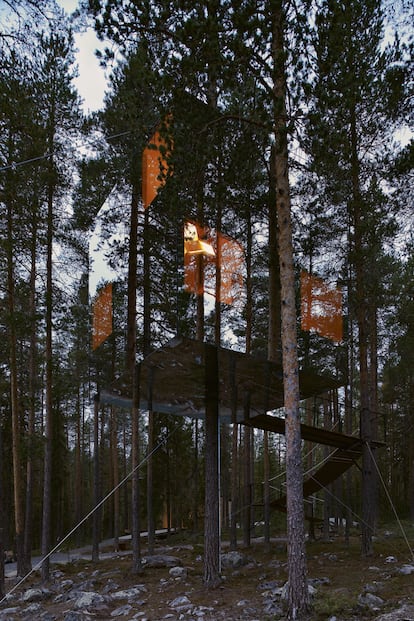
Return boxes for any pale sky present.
[73,28,107,113]
[58,0,107,113]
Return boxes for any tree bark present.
[305,399,315,540]
[74,392,83,548]
[111,406,120,552]
[41,146,55,584]
[127,187,142,574]
[230,421,239,550]
[203,343,221,588]
[266,148,281,545]
[6,178,25,578]
[147,373,155,554]
[369,306,379,527]
[263,430,271,545]
[193,419,199,532]
[242,424,251,548]
[229,352,239,550]
[345,258,355,546]
[272,2,310,617]
[92,395,100,562]
[24,203,39,572]
[268,144,282,365]
[323,396,331,542]
[349,105,374,556]
[131,364,142,574]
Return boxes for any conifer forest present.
[0,0,413,618]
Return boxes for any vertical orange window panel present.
[300,271,343,343]
[92,283,113,350]
[142,117,173,209]
[216,232,245,305]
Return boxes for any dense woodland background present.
[0,0,413,593]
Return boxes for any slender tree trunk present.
[193,419,199,532]
[305,399,315,540]
[360,334,374,556]
[332,391,342,532]
[263,430,271,545]
[143,204,156,552]
[345,255,354,546]
[108,309,119,550]
[24,208,38,571]
[267,143,281,546]
[242,424,251,548]
[369,306,379,527]
[244,207,253,357]
[250,431,255,536]
[220,426,230,532]
[323,396,331,542]
[100,408,106,536]
[6,187,25,578]
[272,2,309,617]
[263,170,281,544]
[349,105,374,556]
[242,205,254,548]
[268,144,282,365]
[122,420,129,535]
[147,372,155,554]
[128,187,142,574]
[203,343,221,587]
[92,395,100,562]
[131,367,142,573]
[41,149,55,583]
[344,384,352,546]
[74,390,83,548]
[229,349,239,549]
[230,421,239,550]
[111,407,120,552]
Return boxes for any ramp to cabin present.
[242,412,364,508]
[242,411,384,511]
[271,445,364,512]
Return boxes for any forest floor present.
[2,525,414,620]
